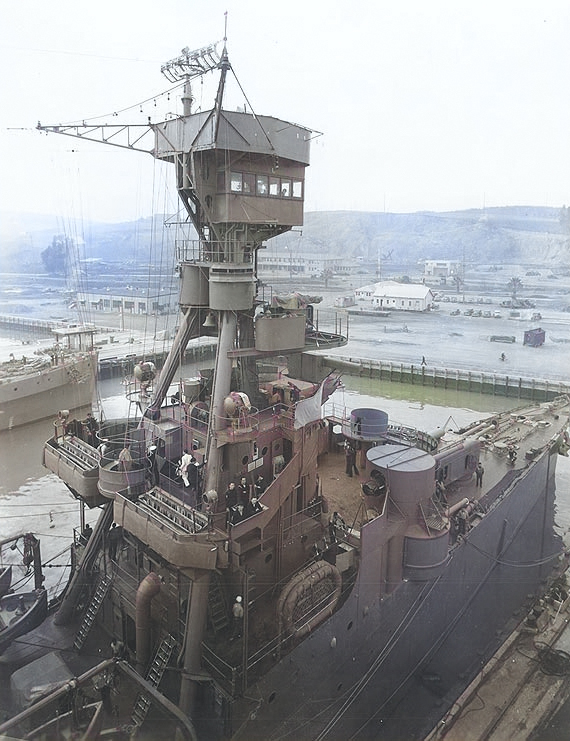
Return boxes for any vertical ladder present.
[73,574,113,651]
[208,572,229,634]
[131,634,177,727]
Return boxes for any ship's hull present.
[231,442,562,741]
[0,354,96,431]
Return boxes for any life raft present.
[277,561,342,638]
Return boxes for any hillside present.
[0,206,568,273]
[271,206,570,267]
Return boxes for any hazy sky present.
[1,0,569,223]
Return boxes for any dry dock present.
[318,354,570,402]
[424,564,570,741]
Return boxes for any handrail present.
[176,239,255,265]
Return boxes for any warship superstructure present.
[0,326,96,431]
[1,41,569,741]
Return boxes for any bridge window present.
[230,172,242,192]
[222,170,303,199]
[256,174,268,195]
[243,172,255,194]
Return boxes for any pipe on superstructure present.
[203,310,237,494]
[179,570,211,716]
[135,571,162,673]
[145,308,202,418]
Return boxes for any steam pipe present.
[179,570,211,716]
[135,571,162,673]
[203,310,237,494]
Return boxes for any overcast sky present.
[1,0,569,224]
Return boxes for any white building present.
[424,260,461,279]
[355,284,377,300]
[76,290,177,315]
[257,251,341,276]
[372,282,434,312]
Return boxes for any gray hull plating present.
[235,446,560,740]
[0,354,95,431]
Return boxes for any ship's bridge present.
[155,109,311,236]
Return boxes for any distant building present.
[334,296,356,308]
[372,282,435,312]
[257,251,340,276]
[424,260,461,279]
[76,289,177,315]
[355,284,377,300]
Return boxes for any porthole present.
[347,621,353,631]
[241,455,249,465]
[337,683,343,692]
[265,553,273,564]
[261,446,268,456]
[268,691,276,704]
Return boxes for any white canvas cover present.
[293,381,324,429]
[10,651,73,709]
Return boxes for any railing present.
[324,402,439,453]
[201,643,241,697]
[214,408,260,435]
[54,438,100,470]
[176,239,254,265]
[137,489,209,534]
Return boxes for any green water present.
[341,374,523,414]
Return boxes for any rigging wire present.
[308,528,562,740]
[339,549,568,739]
[270,577,440,741]
[0,510,82,519]
[466,539,567,568]
[57,82,186,128]
[230,68,274,151]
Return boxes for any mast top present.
[160,42,222,84]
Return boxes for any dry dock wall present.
[307,353,569,402]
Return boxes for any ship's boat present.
[1,40,569,741]
[0,590,48,655]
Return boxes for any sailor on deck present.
[178,449,196,487]
[231,596,244,639]
[475,462,484,487]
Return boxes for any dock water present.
[319,354,570,402]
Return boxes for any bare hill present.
[271,206,570,267]
[1,206,568,272]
